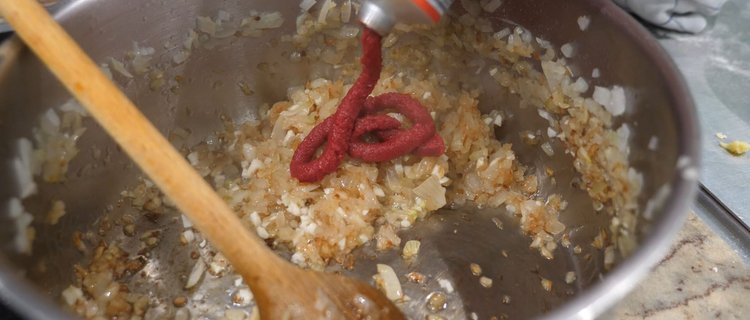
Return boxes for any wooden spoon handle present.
[0,0,283,283]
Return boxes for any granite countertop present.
[604,212,750,319]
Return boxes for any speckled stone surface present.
[604,213,750,319]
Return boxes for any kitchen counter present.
[605,210,750,319]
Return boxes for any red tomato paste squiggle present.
[290,27,445,182]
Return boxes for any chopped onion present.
[648,136,659,150]
[592,67,601,78]
[541,278,552,291]
[535,37,551,48]
[241,11,284,37]
[479,276,493,288]
[375,264,403,301]
[616,124,630,153]
[437,278,454,293]
[212,27,235,39]
[565,271,577,284]
[609,86,626,116]
[604,245,615,269]
[492,217,504,230]
[172,50,190,65]
[242,158,263,179]
[100,63,113,80]
[520,29,533,43]
[234,288,253,306]
[181,214,193,228]
[8,198,23,219]
[242,144,256,160]
[132,55,151,75]
[175,308,190,320]
[132,42,155,56]
[482,0,503,13]
[256,12,284,29]
[184,30,198,50]
[402,240,421,259]
[314,289,337,312]
[339,25,359,39]
[493,113,503,127]
[185,259,206,289]
[541,60,567,88]
[577,15,591,31]
[59,99,87,116]
[318,0,335,23]
[374,186,385,197]
[16,138,34,174]
[470,263,482,276]
[413,175,446,211]
[572,77,589,93]
[545,219,565,235]
[256,226,270,239]
[13,143,36,199]
[8,198,33,254]
[296,12,309,31]
[593,85,626,116]
[61,286,83,306]
[46,200,66,225]
[341,0,352,23]
[560,43,574,58]
[494,28,511,40]
[591,229,608,249]
[224,309,247,320]
[108,57,133,78]
[131,43,153,74]
[291,252,306,266]
[249,211,262,226]
[196,16,217,36]
[249,306,260,320]
[461,0,481,16]
[547,127,558,138]
[41,108,60,133]
[537,109,553,122]
[541,142,554,156]
[217,10,231,22]
[383,33,398,48]
[300,0,317,12]
[181,230,195,243]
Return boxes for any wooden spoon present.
[0,0,405,319]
